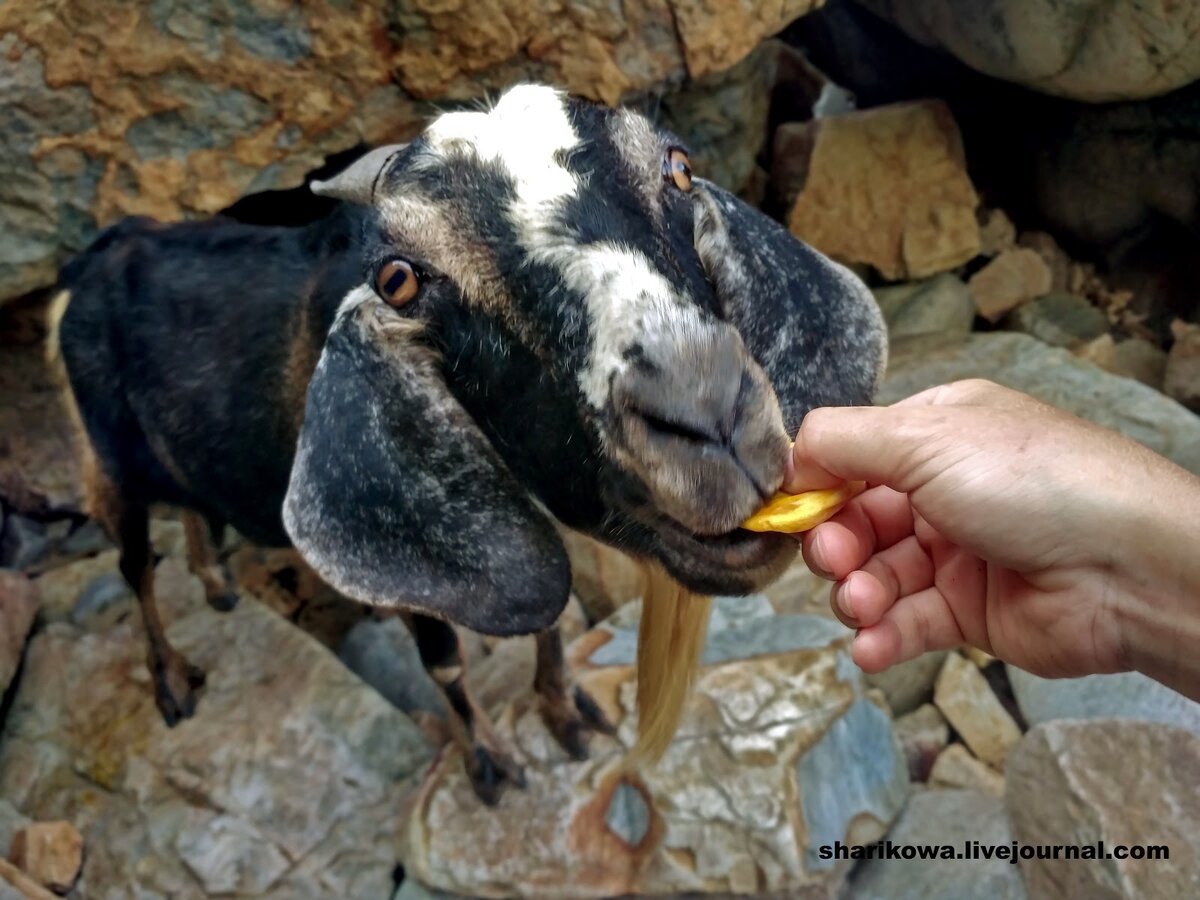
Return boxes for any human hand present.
[785,379,1200,699]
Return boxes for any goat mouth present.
[646,509,790,575]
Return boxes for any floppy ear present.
[310,144,407,205]
[692,179,888,432]
[282,298,571,637]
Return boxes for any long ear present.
[283,298,571,637]
[692,180,888,431]
[310,144,407,205]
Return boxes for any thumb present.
[786,405,944,493]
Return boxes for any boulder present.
[336,615,445,717]
[1165,319,1200,411]
[865,651,948,717]
[968,249,1052,323]
[1006,721,1200,899]
[933,653,1021,768]
[928,744,1005,797]
[847,789,1027,900]
[1111,338,1168,390]
[402,595,910,898]
[873,273,975,339]
[0,515,49,572]
[858,0,1200,102]
[0,1,825,304]
[1006,667,1200,736]
[7,821,83,894]
[786,101,980,280]
[894,703,950,781]
[1003,292,1109,348]
[879,332,1200,476]
[0,572,39,697]
[978,208,1016,258]
[0,560,432,899]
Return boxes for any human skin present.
[784,379,1200,702]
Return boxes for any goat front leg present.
[182,511,238,612]
[106,498,205,725]
[403,612,525,805]
[534,626,616,759]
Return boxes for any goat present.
[51,84,886,803]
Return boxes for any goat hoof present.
[207,590,239,613]
[153,657,206,727]
[574,685,617,736]
[467,744,526,806]
[541,686,618,761]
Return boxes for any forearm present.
[1110,459,1200,701]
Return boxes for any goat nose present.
[611,327,790,534]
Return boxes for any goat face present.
[283,84,886,636]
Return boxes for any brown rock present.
[1018,231,1072,293]
[968,248,1053,322]
[0,858,58,900]
[1112,338,1168,390]
[929,743,1005,797]
[1007,721,1200,899]
[1072,333,1120,375]
[961,646,996,669]
[894,703,950,781]
[0,573,39,696]
[402,597,910,898]
[933,652,1021,768]
[671,0,823,78]
[978,208,1016,257]
[787,101,980,280]
[1165,319,1200,411]
[8,821,82,894]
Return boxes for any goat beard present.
[633,563,713,761]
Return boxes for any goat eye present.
[374,259,419,307]
[664,148,693,192]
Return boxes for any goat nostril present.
[634,409,722,446]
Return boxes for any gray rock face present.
[865,651,948,716]
[1007,666,1200,735]
[848,788,1027,900]
[873,274,975,339]
[0,571,39,697]
[336,616,444,716]
[0,514,49,571]
[402,595,910,898]
[1006,721,1200,899]
[0,563,432,899]
[1004,292,1109,347]
[880,332,1200,475]
[858,0,1200,102]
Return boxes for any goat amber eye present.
[375,259,419,307]
[664,148,692,191]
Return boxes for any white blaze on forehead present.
[423,84,697,409]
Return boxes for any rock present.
[858,0,1200,102]
[1004,292,1109,348]
[880,332,1200,476]
[786,101,980,280]
[0,858,57,900]
[0,572,39,697]
[961,646,996,669]
[1165,319,1200,411]
[873,273,975,339]
[1071,333,1120,375]
[402,595,910,897]
[0,516,48,572]
[54,520,109,559]
[933,653,1021,768]
[336,616,444,717]
[928,744,1005,797]
[761,558,841,618]
[0,309,81,515]
[68,572,133,630]
[32,550,120,623]
[1007,667,1200,736]
[1006,721,1200,899]
[894,703,950,781]
[1111,338,1168,390]
[7,821,82,894]
[968,248,1053,323]
[848,789,1027,900]
[978,208,1016,257]
[1017,231,1072,293]
[0,2,827,304]
[0,574,432,898]
[865,651,948,717]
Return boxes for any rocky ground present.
[4,1,1200,898]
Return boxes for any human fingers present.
[827,535,934,627]
[850,586,969,673]
[801,487,915,579]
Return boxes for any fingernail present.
[833,578,855,621]
[808,531,833,579]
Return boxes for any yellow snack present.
[741,481,866,533]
